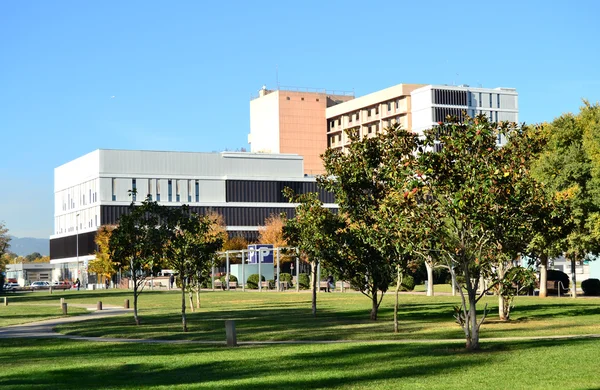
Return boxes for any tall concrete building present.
[249,87,354,175]
[326,83,519,152]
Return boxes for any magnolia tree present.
[109,194,169,325]
[417,115,548,349]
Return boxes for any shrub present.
[247,273,265,289]
[582,278,600,296]
[547,269,570,290]
[278,272,293,286]
[219,274,238,285]
[298,273,310,289]
[400,275,415,291]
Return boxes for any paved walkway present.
[1,306,600,345]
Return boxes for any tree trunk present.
[195,287,200,309]
[394,266,402,333]
[571,258,577,299]
[311,261,317,317]
[188,290,194,312]
[181,283,187,332]
[539,254,548,298]
[498,295,509,321]
[466,291,480,350]
[133,285,140,325]
[451,268,457,296]
[425,261,434,296]
[370,288,378,320]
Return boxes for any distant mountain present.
[7,236,49,257]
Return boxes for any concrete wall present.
[249,91,280,153]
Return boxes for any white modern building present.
[50,149,336,281]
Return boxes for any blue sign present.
[248,244,274,264]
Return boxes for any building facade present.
[49,150,336,280]
[249,87,354,175]
[326,83,519,152]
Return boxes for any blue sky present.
[1,0,599,238]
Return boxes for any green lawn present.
[0,299,89,326]
[2,289,596,342]
[0,337,599,389]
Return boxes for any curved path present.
[1,306,600,345]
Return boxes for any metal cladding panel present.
[100,205,298,227]
[50,231,97,260]
[225,180,334,203]
[98,150,304,178]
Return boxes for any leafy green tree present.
[24,252,42,262]
[283,190,344,317]
[109,193,168,325]
[532,102,600,298]
[418,115,547,349]
[164,206,224,332]
[0,222,11,259]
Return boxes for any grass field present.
[0,337,599,389]
[2,289,600,389]
[3,288,600,342]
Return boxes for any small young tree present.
[109,194,168,325]
[164,206,223,331]
[283,190,344,317]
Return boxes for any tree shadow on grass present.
[1,337,599,389]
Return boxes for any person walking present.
[326,275,334,293]
[75,278,81,291]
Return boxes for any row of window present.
[329,98,406,130]
[61,180,98,212]
[113,178,201,203]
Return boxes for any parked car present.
[30,281,51,290]
[52,281,72,290]
[3,282,20,292]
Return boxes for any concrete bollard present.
[3,297,7,306]
[49,286,53,294]
[225,320,237,347]
[62,302,68,315]
[60,298,65,307]
[97,301,103,311]
[124,299,130,309]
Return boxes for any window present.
[132,179,136,201]
[355,112,359,120]
[286,97,290,100]
[168,180,172,202]
[301,97,304,101]
[89,189,91,204]
[368,126,372,134]
[396,100,400,109]
[111,179,116,201]
[316,98,319,102]
[338,134,341,141]
[195,180,199,202]
[497,94,501,108]
[188,180,192,202]
[387,102,391,111]
[368,110,371,118]
[176,180,180,202]
[156,180,161,202]
[349,115,353,123]
[375,107,379,115]
[338,119,341,126]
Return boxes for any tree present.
[25,252,42,262]
[532,102,600,298]
[0,222,11,259]
[320,126,410,320]
[258,214,287,248]
[109,194,168,325]
[418,115,547,349]
[89,225,117,280]
[283,190,344,317]
[164,206,224,332]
